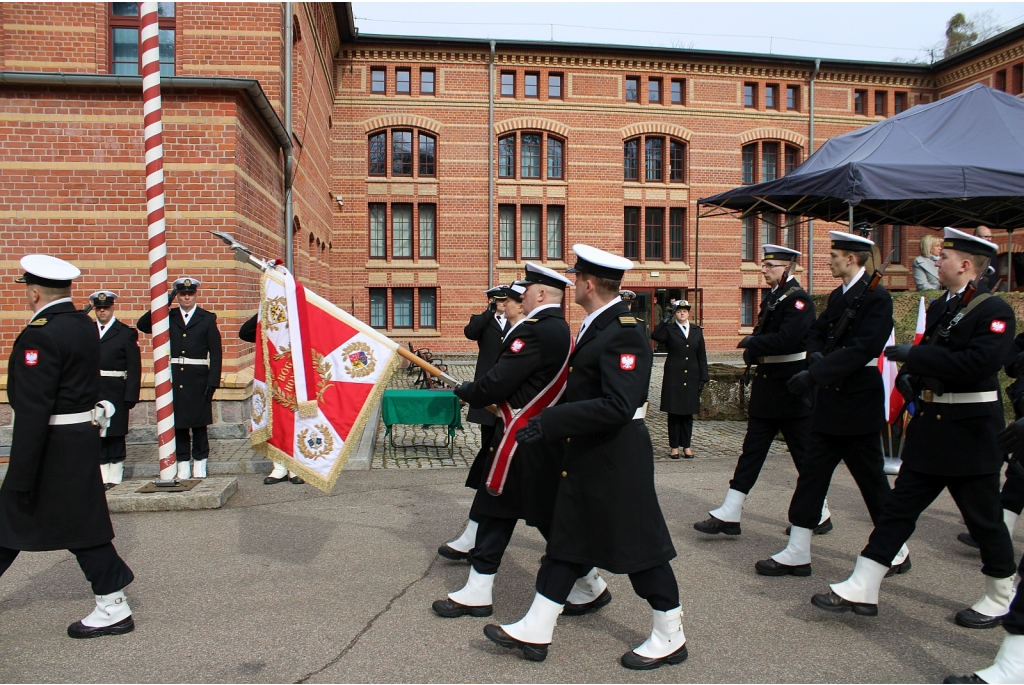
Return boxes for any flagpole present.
[141,3,177,482]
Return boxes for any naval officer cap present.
[522,262,574,290]
[89,290,118,306]
[15,254,81,288]
[762,243,801,262]
[172,277,201,293]
[943,227,998,259]
[829,231,874,252]
[566,244,634,281]
[619,289,636,302]
[484,285,509,300]
[500,283,527,302]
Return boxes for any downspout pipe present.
[488,41,496,288]
[284,2,294,271]
[807,58,820,295]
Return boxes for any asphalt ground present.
[0,449,1012,683]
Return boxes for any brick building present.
[0,3,1022,441]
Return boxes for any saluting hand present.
[997,418,1024,455]
[516,416,544,445]
[884,344,912,363]
[787,370,814,396]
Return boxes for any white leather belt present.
[866,358,879,367]
[49,410,94,426]
[759,352,807,364]
[100,370,128,378]
[171,357,209,366]
[633,402,649,420]
[922,390,998,404]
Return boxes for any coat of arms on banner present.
[343,341,375,378]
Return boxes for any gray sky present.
[352,2,1024,64]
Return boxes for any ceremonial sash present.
[485,336,573,496]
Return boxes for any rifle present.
[739,263,792,407]
[823,250,895,355]
[903,280,979,400]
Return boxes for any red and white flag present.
[251,268,399,492]
[879,328,903,424]
[913,296,926,344]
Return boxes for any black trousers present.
[469,514,549,575]
[667,414,693,450]
[729,416,811,494]
[175,426,209,462]
[0,542,134,595]
[536,556,679,611]
[99,435,127,465]
[1002,462,1024,516]
[788,431,892,530]
[862,468,1015,578]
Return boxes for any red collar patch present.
[510,338,525,353]
[620,353,636,370]
[991,320,1007,334]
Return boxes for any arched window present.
[366,128,438,179]
[497,131,566,181]
[623,135,686,184]
[741,141,801,185]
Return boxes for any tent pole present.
[694,211,701,325]
[1009,228,1014,292]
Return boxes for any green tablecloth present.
[381,389,462,437]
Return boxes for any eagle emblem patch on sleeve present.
[24,349,39,366]
[510,338,525,353]
[991,320,1007,334]
[620,353,636,370]
[794,300,806,310]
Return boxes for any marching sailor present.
[90,291,141,490]
[757,232,910,577]
[436,266,609,619]
[695,244,829,535]
[439,287,511,561]
[487,245,686,670]
[137,277,222,479]
[0,255,136,638]
[812,228,1016,629]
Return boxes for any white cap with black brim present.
[484,286,508,300]
[523,262,574,289]
[16,254,81,288]
[566,244,634,280]
[943,227,998,259]
[829,231,874,251]
[762,244,801,261]
[89,290,118,306]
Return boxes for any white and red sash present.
[485,335,574,496]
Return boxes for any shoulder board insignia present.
[525,318,539,323]
[618,316,638,326]
[28,318,47,326]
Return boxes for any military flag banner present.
[250,267,399,492]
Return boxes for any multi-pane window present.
[370,289,387,328]
[393,289,414,328]
[624,207,640,259]
[623,139,639,181]
[761,212,779,247]
[762,142,778,182]
[498,135,515,178]
[396,68,411,94]
[891,225,903,264]
[645,208,664,260]
[786,85,799,111]
[419,289,436,328]
[669,141,685,182]
[420,69,435,95]
[392,204,413,258]
[854,90,866,114]
[784,145,799,175]
[369,204,387,258]
[418,134,436,177]
[671,79,684,105]
[368,133,386,176]
[547,138,563,179]
[525,73,539,97]
[110,2,175,76]
[419,204,436,258]
[521,134,541,178]
[669,208,685,261]
[499,206,516,259]
[392,131,413,176]
[742,144,756,184]
[743,141,799,184]
[625,76,639,102]
[744,83,757,108]
[501,72,515,97]
[547,206,563,259]
[521,206,541,259]
[371,68,385,93]
[766,84,778,109]
[548,73,563,98]
[649,78,661,104]
[626,136,686,183]
[645,138,663,182]
[741,216,756,261]
[875,91,887,116]
[782,215,798,251]
[894,92,907,114]
[741,289,756,327]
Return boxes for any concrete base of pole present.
[105,477,238,512]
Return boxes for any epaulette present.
[618,315,638,327]
[525,318,539,323]
[28,317,47,326]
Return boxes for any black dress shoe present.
[957,532,981,549]
[886,555,912,578]
[289,475,305,484]
[437,544,469,561]
[943,675,987,683]
[786,518,833,535]
[563,588,612,616]
[483,624,548,661]
[263,474,289,485]
[621,642,688,670]
[694,516,741,536]
[432,598,492,618]
[755,558,812,576]
[67,616,135,639]
[103,483,117,491]
[810,590,878,616]
[955,607,1006,629]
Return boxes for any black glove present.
[742,349,754,366]
[15,491,32,507]
[488,300,497,314]
[896,374,916,404]
[453,382,471,401]
[1007,352,1024,378]
[737,335,753,349]
[885,344,912,363]
[807,351,824,366]
[698,381,707,395]
[516,416,544,445]
[205,386,217,402]
[997,418,1024,454]
[787,370,814,396]
[125,401,137,411]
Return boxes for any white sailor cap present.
[566,244,634,280]
[522,262,574,289]
[677,299,692,310]
[172,277,201,292]
[829,231,874,251]
[89,290,118,306]
[943,227,998,258]
[484,285,508,300]
[762,244,801,261]
[501,283,528,302]
[15,254,81,288]
[619,289,637,301]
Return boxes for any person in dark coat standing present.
[757,231,910,578]
[812,228,1017,629]
[0,255,135,638]
[137,277,222,480]
[90,291,141,490]
[695,244,826,535]
[651,299,707,458]
[438,288,509,561]
[486,245,686,671]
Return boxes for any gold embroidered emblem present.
[29,318,47,326]
[263,296,289,330]
[342,341,375,378]
[297,423,334,460]
[251,384,268,425]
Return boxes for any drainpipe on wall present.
[807,58,820,294]
[488,41,496,288]
[284,2,295,271]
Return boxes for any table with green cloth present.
[381,389,462,460]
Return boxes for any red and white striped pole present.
[141,2,177,481]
